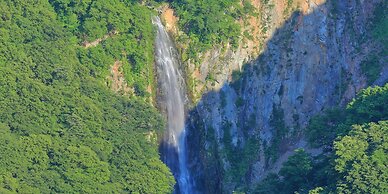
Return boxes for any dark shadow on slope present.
[181,0,385,193]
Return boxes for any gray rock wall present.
[181,0,386,193]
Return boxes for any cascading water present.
[152,16,193,194]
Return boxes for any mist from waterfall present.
[153,16,193,194]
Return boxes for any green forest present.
[158,0,254,61]
[0,0,175,193]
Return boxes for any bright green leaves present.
[0,0,77,86]
[334,122,388,194]
[334,134,368,173]
[0,130,50,193]
[257,84,388,194]
[307,84,388,148]
[49,0,156,97]
[346,84,388,123]
[52,145,112,193]
[170,0,252,60]
[115,158,175,194]
[0,128,114,193]
[19,135,52,172]
[81,0,132,41]
[109,133,175,194]
[0,1,174,193]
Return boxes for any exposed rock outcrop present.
[168,0,388,193]
[107,61,133,95]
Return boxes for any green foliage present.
[169,0,255,60]
[222,122,260,188]
[256,84,388,194]
[254,149,315,194]
[50,0,156,97]
[312,85,388,194]
[172,0,240,47]
[346,84,388,123]
[307,84,388,147]
[0,0,174,193]
[306,108,347,147]
[254,173,282,194]
[308,187,324,194]
[279,149,313,192]
[334,122,388,194]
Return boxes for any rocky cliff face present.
[162,0,387,193]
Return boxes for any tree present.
[254,173,282,194]
[334,122,388,194]
[279,149,313,193]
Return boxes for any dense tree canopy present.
[50,0,157,97]
[165,0,255,61]
[334,122,388,194]
[0,0,175,193]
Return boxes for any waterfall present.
[152,16,193,194]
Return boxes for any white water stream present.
[153,16,193,194]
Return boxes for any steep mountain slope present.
[0,0,174,193]
[0,0,386,193]
[159,0,387,192]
